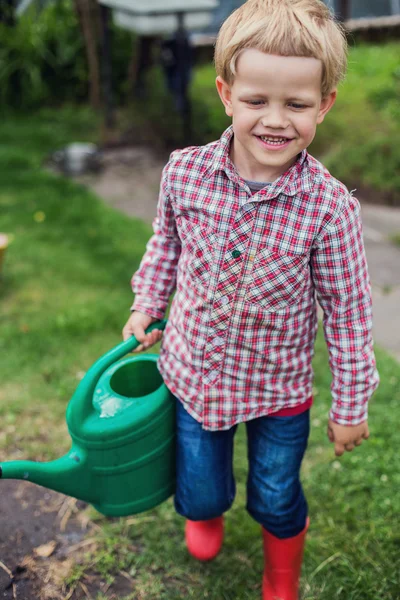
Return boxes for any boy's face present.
[216,50,336,182]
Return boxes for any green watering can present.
[0,320,176,517]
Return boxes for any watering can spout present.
[0,448,91,503]
[0,319,176,516]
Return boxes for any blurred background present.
[0,1,400,599]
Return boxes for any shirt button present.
[220,296,229,305]
[211,336,224,346]
[232,250,241,258]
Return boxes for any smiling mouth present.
[256,135,293,145]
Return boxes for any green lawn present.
[1,109,399,599]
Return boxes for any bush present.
[130,41,400,202]
[318,43,400,202]
[0,0,133,110]
[0,1,85,109]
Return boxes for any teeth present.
[259,136,288,144]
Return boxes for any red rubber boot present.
[262,518,309,600]
[185,516,224,561]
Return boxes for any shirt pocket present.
[246,247,309,311]
[176,216,216,289]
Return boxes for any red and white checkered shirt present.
[132,125,379,431]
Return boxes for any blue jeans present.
[174,398,310,539]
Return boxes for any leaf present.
[33,541,57,558]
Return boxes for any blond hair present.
[214,0,348,97]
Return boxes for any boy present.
[123,1,380,597]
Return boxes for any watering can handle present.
[66,319,168,433]
[122,318,168,353]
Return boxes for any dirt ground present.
[0,480,85,599]
[0,481,135,600]
[75,145,169,225]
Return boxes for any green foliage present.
[0,0,133,110]
[133,41,400,200]
[0,1,86,108]
[317,43,400,200]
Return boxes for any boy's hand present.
[122,310,163,353]
[327,419,370,456]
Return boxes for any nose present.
[261,106,289,130]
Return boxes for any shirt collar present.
[204,125,313,198]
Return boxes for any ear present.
[316,90,337,125]
[216,76,233,118]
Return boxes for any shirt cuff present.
[329,403,368,426]
[131,296,166,321]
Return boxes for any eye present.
[289,103,306,109]
[246,100,264,106]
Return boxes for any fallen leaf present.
[33,541,57,558]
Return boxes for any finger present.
[344,443,355,452]
[134,329,163,350]
[122,325,132,341]
[143,332,156,348]
[334,443,345,457]
[354,439,363,446]
[327,426,334,443]
[133,343,145,353]
[132,333,146,348]
[147,330,163,346]
[123,331,136,342]
[143,332,157,348]
[362,430,370,440]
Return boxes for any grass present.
[1,108,400,599]
[390,233,400,247]
[0,106,152,460]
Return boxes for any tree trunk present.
[337,0,351,22]
[131,36,157,100]
[73,0,102,109]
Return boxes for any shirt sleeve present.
[131,158,181,320]
[310,193,380,425]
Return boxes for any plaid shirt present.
[132,125,379,431]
